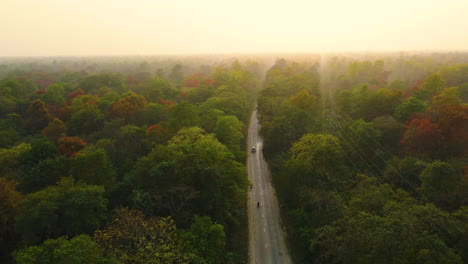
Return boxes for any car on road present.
[251,146,256,153]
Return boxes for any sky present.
[1,0,467,56]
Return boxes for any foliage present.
[94,208,196,264]
[0,178,22,226]
[42,118,66,142]
[14,235,117,264]
[27,99,52,132]
[58,136,87,157]
[311,207,462,264]
[183,215,226,264]
[394,97,428,122]
[108,91,148,120]
[70,148,116,189]
[214,115,244,160]
[419,161,465,211]
[16,177,108,244]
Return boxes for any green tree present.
[16,177,108,244]
[184,216,226,264]
[288,89,317,111]
[286,133,346,187]
[0,128,20,148]
[79,73,126,94]
[132,102,168,126]
[393,97,428,122]
[70,148,116,190]
[414,74,446,101]
[0,143,31,179]
[383,156,426,194]
[69,103,104,135]
[200,109,225,133]
[214,115,244,160]
[0,178,23,263]
[311,206,462,264]
[94,208,196,264]
[168,102,199,132]
[143,77,178,101]
[40,83,66,106]
[419,161,463,211]
[21,155,70,193]
[14,235,117,264]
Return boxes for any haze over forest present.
[1,0,468,56]
[1,1,468,264]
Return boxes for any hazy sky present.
[1,0,467,56]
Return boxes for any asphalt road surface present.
[247,110,292,264]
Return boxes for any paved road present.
[247,110,292,264]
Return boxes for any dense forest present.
[258,53,468,263]
[0,52,467,263]
[0,56,261,263]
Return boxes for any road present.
[247,110,292,264]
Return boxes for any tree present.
[371,115,406,154]
[183,216,226,264]
[94,208,196,264]
[40,83,66,106]
[0,128,20,148]
[348,119,382,148]
[130,127,248,229]
[69,104,104,135]
[394,97,428,122]
[42,118,66,142]
[169,64,184,84]
[383,156,426,194]
[0,178,23,263]
[79,73,126,94]
[14,235,117,264]
[200,109,225,133]
[112,125,151,174]
[419,161,464,211]
[108,91,148,120]
[27,99,52,132]
[432,86,462,111]
[20,138,59,169]
[310,205,462,264]
[199,92,248,122]
[183,72,205,87]
[414,74,446,101]
[70,148,116,190]
[0,143,31,179]
[58,136,87,157]
[261,116,297,158]
[168,102,199,132]
[168,127,248,226]
[288,89,317,111]
[66,88,85,102]
[401,118,443,158]
[147,124,171,144]
[21,155,70,193]
[286,133,346,187]
[214,115,244,160]
[142,78,178,101]
[348,174,411,215]
[132,102,168,126]
[16,177,108,244]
